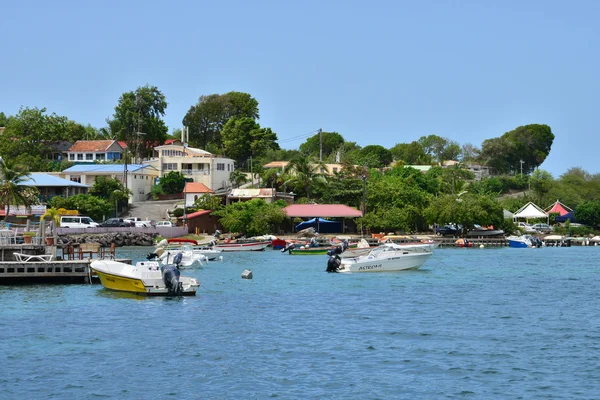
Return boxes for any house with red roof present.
[184,181,214,207]
[67,140,124,163]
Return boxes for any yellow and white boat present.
[91,259,199,296]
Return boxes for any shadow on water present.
[94,288,188,302]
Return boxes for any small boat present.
[327,246,433,273]
[455,238,473,248]
[466,225,505,237]
[214,240,271,252]
[158,245,206,268]
[91,257,199,296]
[191,244,223,261]
[289,246,332,255]
[507,235,544,248]
[271,238,287,250]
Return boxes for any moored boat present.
[327,246,433,273]
[214,240,271,252]
[507,235,544,248]
[91,258,199,296]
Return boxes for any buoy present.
[242,269,253,279]
[479,244,485,248]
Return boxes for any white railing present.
[180,169,210,176]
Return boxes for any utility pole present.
[519,160,524,177]
[319,128,323,162]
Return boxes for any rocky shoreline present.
[57,232,158,248]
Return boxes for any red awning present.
[282,204,362,218]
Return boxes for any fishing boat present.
[91,257,199,296]
[327,246,432,273]
[214,240,271,252]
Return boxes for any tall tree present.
[479,124,554,174]
[299,131,345,161]
[529,169,554,205]
[356,145,393,168]
[221,117,279,168]
[390,141,431,165]
[0,107,70,171]
[0,159,33,220]
[0,112,8,127]
[418,134,461,164]
[183,91,259,150]
[109,84,168,159]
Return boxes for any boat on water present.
[91,256,199,296]
[327,246,433,273]
[466,225,505,237]
[155,238,222,261]
[214,240,271,252]
[507,235,544,248]
[157,245,206,268]
[455,238,473,248]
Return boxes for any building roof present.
[404,165,432,172]
[178,209,212,220]
[184,182,214,193]
[19,173,90,188]
[68,140,123,152]
[263,161,290,169]
[283,204,363,218]
[513,202,548,219]
[118,141,128,149]
[154,143,213,157]
[63,164,158,173]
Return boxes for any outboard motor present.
[326,254,342,273]
[281,243,296,254]
[173,252,183,266]
[161,265,183,295]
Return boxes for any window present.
[134,175,137,179]
[69,154,75,160]
[227,164,230,171]
[70,175,81,183]
[77,154,83,160]
[86,153,93,160]
[96,153,105,161]
[162,163,177,171]
[217,163,225,171]
[333,167,338,173]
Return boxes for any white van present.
[60,215,100,228]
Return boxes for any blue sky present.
[2,0,599,176]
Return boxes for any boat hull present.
[289,247,331,255]
[91,260,199,296]
[507,239,530,248]
[338,251,432,272]
[215,241,271,252]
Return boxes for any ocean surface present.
[1,246,600,399]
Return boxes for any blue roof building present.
[19,172,90,203]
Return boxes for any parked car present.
[517,222,538,233]
[435,225,460,236]
[60,215,99,228]
[100,218,132,228]
[123,217,142,224]
[531,223,553,233]
[155,221,173,227]
[134,220,156,228]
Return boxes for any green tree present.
[284,155,327,201]
[574,200,600,227]
[461,143,481,162]
[49,194,112,222]
[221,117,279,167]
[0,159,33,220]
[0,112,8,127]
[356,145,393,168]
[183,91,259,150]
[390,141,432,165]
[109,84,168,160]
[212,198,286,236]
[0,107,71,171]
[193,194,223,211]
[89,176,129,199]
[299,131,345,160]
[418,134,461,164]
[479,124,554,174]
[529,169,554,205]
[160,171,186,194]
[424,192,503,233]
[229,169,248,188]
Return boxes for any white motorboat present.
[328,246,433,273]
[214,240,271,252]
[158,245,206,268]
[191,245,223,261]
[91,258,199,296]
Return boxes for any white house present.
[148,143,234,191]
[183,182,214,207]
[61,164,159,202]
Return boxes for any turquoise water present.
[1,246,600,399]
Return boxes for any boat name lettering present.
[358,264,382,271]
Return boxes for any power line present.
[278,129,320,145]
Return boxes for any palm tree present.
[284,155,327,201]
[0,159,32,221]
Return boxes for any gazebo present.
[545,200,572,216]
[512,202,549,224]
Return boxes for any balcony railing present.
[180,169,210,176]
